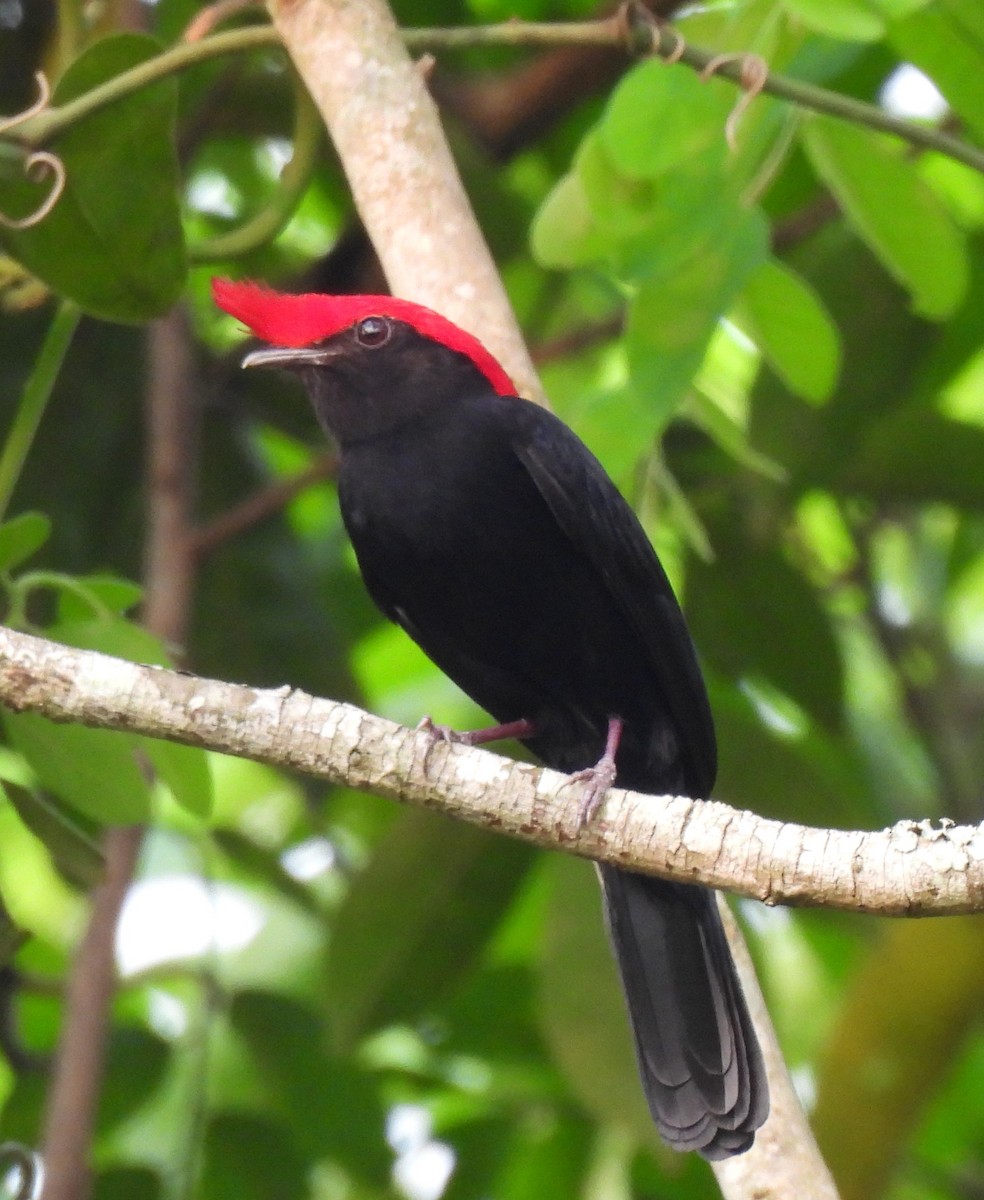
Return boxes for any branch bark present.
[712,900,840,1199]
[1,624,981,918]
[141,308,200,654]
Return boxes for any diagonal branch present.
[1,623,981,918]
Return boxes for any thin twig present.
[188,451,338,560]
[188,70,321,263]
[0,302,80,526]
[531,314,623,365]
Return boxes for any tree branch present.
[1,624,981,918]
[187,451,338,561]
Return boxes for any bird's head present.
[212,278,516,445]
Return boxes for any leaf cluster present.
[1,0,984,1198]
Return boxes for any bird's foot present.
[416,715,462,746]
[570,756,618,830]
[416,716,536,774]
[569,715,624,831]
[416,715,536,748]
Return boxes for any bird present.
[212,278,769,1159]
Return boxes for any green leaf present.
[230,990,389,1181]
[56,574,143,620]
[710,678,870,827]
[97,1026,170,1134]
[93,1168,162,1200]
[688,544,846,732]
[484,1115,595,1200]
[326,808,534,1050]
[872,0,933,14]
[4,780,104,888]
[530,172,609,270]
[575,133,660,235]
[570,127,738,287]
[601,58,729,179]
[0,512,51,572]
[688,387,787,479]
[201,1112,307,1200]
[442,1119,516,1200]
[626,205,769,426]
[801,117,968,319]
[142,737,213,819]
[0,879,27,966]
[45,617,212,818]
[609,157,739,285]
[2,710,150,824]
[941,0,984,40]
[0,34,186,321]
[48,616,168,664]
[781,0,885,40]
[842,409,984,508]
[534,39,743,285]
[740,258,841,402]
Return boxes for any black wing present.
[510,400,716,798]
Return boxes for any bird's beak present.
[242,346,340,370]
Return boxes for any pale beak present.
[242,346,339,370]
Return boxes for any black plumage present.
[235,303,769,1159]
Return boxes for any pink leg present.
[417,715,536,747]
[570,715,624,829]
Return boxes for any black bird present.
[213,279,768,1158]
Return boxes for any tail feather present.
[598,866,768,1160]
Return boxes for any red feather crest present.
[212,278,515,397]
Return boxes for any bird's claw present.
[417,715,458,772]
[570,753,618,831]
[416,715,463,745]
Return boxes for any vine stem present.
[188,68,321,263]
[11,10,984,177]
[0,301,80,527]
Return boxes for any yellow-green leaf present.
[782,0,885,40]
[801,117,968,319]
[741,258,841,402]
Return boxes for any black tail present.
[598,866,768,1159]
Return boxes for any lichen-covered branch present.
[2,624,981,917]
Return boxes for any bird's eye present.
[355,316,391,348]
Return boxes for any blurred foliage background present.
[2,0,984,1197]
